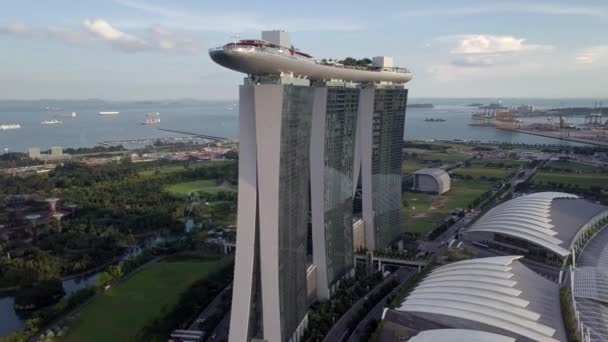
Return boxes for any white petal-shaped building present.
[571,219,608,342]
[408,329,515,342]
[385,256,567,342]
[464,192,608,266]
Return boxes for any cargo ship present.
[142,112,161,125]
[98,111,120,116]
[55,112,77,118]
[41,119,63,125]
[0,124,21,131]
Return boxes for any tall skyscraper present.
[362,86,409,250]
[310,83,360,299]
[230,77,312,342]
[210,31,412,342]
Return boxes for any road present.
[207,311,230,342]
[187,284,232,333]
[346,268,417,342]
[323,267,416,342]
[431,163,541,250]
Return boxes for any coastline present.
[499,128,608,147]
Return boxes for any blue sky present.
[1,0,608,100]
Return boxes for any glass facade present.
[277,84,313,340]
[493,233,562,266]
[323,86,359,287]
[371,87,408,248]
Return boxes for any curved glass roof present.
[408,329,515,342]
[573,224,608,341]
[466,192,580,257]
[396,256,566,342]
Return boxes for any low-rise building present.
[412,168,450,195]
[464,192,608,267]
[384,256,567,342]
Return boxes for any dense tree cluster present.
[0,249,61,287]
[302,270,384,341]
[0,160,238,287]
[0,153,44,169]
[63,145,125,155]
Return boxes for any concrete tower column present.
[52,212,65,232]
[25,214,41,242]
[45,197,60,213]
[358,86,376,250]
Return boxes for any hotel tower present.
[209,30,412,342]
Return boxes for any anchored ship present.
[98,111,120,116]
[55,112,77,118]
[0,124,21,131]
[209,37,412,84]
[142,112,161,125]
[40,119,63,125]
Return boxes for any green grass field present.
[545,160,606,174]
[63,259,229,342]
[402,160,429,174]
[535,172,608,189]
[469,159,525,168]
[164,179,228,196]
[139,162,225,176]
[452,167,511,179]
[402,179,492,235]
[419,152,467,163]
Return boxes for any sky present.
[1,0,608,100]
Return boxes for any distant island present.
[407,103,434,108]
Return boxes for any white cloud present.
[434,34,553,68]
[113,0,361,32]
[83,19,148,52]
[401,3,608,18]
[0,20,198,54]
[575,45,608,65]
[3,22,30,34]
[46,26,95,46]
[148,25,196,52]
[446,34,552,54]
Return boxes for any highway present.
[346,268,417,342]
[323,267,416,342]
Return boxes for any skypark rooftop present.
[209,31,413,84]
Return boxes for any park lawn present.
[164,179,226,196]
[403,179,492,235]
[419,152,467,163]
[545,160,605,174]
[63,258,230,342]
[470,159,525,168]
[402,160,429,174]
[452,167,511,179]
[535,172,608,190]
[139,162,223,176]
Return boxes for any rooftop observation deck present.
[209,41,413,84]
